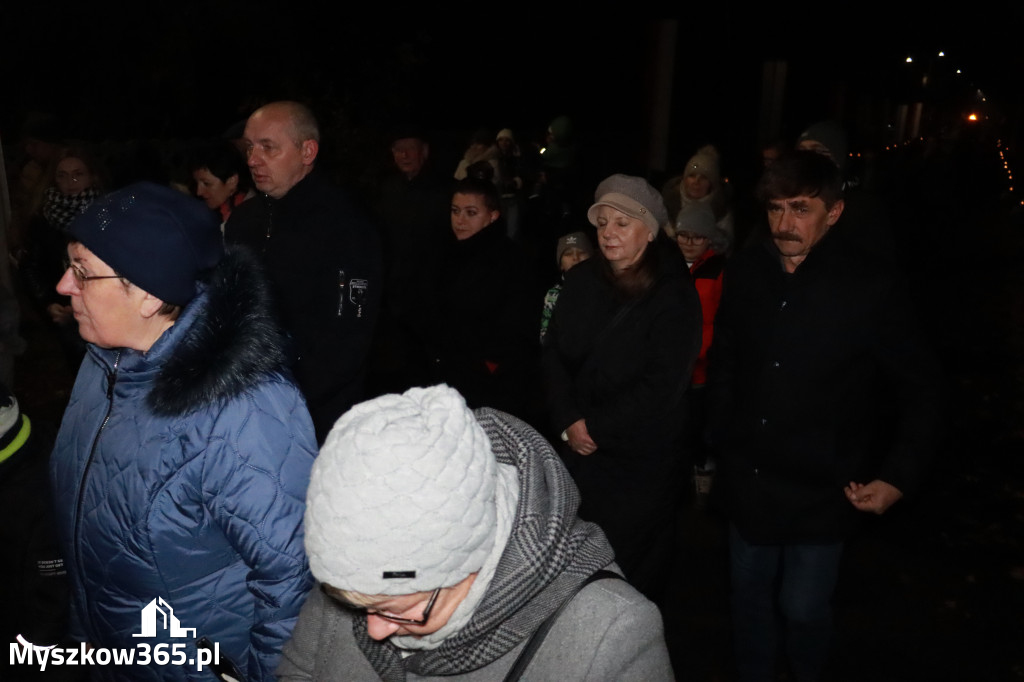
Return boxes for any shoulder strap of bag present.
[502,569,624,682]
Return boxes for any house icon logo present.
[132,597,197,638]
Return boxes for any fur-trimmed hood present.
[147,246,287,416]
[84,246,290,417]
[51,247,316,681]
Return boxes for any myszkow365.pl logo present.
[10,596,226,675]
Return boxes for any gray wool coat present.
[276,577,673,681]
[278,407,674,681]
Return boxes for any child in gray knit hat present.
[539,231,595,344]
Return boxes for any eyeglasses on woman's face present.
[61,257,123,288]
[323,585,442,626]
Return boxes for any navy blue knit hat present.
[68,182,223,306]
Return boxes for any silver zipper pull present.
[337,269,346,317]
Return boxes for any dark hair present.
[756,149,843,209]
[452,177,500,212]
[190,140,251,191]
[54,143,106,192]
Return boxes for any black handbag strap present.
[502,569,624,682]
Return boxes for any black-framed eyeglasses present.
[62,258,123,288]
[323,585,441,626]
[675,232,709,244]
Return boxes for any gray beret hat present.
[305,385,499,596]
[586,174,668,236]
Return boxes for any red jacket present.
[689,249,726,386]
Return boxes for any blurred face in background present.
[55,157,94,196]
[683,173,711,200]
[193,168,239,210]
[391,138,429,179]
[559,247,589,273]
[450,192,499,241]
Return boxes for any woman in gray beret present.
[542,174,702,606]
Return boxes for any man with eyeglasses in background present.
[278,384,674,681]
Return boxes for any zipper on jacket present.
[262,199,274,255]
[71,350,120,636]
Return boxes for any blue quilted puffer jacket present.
[50,250,317,681]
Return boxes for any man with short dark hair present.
[709,150,941,682]
[226,101,381,442]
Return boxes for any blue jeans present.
[729,524,844,682]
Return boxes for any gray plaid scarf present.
[352,408,616,681]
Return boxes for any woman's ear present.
[138,292,167,319]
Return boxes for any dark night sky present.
[4,7,1023,177]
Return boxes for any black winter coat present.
[411,221,540,418]
[225,172,382,442]
[708,227,942,544]
[543,242,701,584]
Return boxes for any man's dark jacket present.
[225,171,382,442]
[708,224,941,544]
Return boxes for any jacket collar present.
[87,248,288,417]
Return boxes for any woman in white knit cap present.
[278,384,673,681]
[661,144,735,249]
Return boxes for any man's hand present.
[566,419,598,456]
[844,480,903,514]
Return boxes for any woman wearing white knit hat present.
[279,384,674,681]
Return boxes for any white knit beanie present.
[305,385,499,595]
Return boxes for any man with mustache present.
[708,150,940,682]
